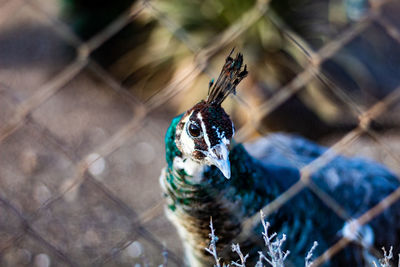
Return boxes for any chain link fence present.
[1,0,400,266]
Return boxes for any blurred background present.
[1,0,400,266]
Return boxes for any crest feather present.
[207,49,248,106]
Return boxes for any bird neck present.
[162,115,283,265]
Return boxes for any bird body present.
[159,51,400,266]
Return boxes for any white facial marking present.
[212,125,224,139]
[180,112,196,156]
[212,125,230,147]
[197,113,231,179]
[197,113,211,148]
[173,157,205,183]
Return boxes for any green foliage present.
[156,0,282,49]
[60,0,136,39]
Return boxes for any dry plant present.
[205,211,318,267]
[373,247,400,267]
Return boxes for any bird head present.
[174,50,248,179]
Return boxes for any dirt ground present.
[0,4,185,266]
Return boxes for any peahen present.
[159,51,400,266]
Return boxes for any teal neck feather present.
[165,114,183,168]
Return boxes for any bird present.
[159,50,400,267]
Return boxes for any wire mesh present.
[1,0,400,266]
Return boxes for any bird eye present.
[188,122,202,138]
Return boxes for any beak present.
[208,144,231,179]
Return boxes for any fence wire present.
[1,0,400,266]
